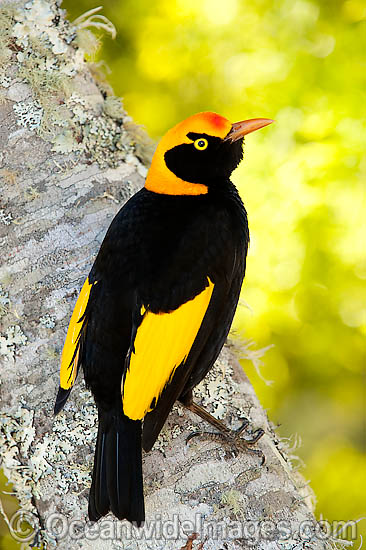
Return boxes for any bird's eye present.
[194,138,208,151]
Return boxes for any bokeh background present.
[1,0,365,547]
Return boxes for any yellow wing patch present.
[60,277,94,390]
[123,278,214,420]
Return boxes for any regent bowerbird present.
[54,111,273,525]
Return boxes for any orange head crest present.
[145,111,273,196]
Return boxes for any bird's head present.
[145,111,273,196]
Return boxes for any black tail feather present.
[88,478,101,522]
[89,410,145,525]
[94,429,109,517]
[54,387,71,415]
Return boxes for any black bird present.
[54,111,273,525]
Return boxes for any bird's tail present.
[88,409,145,525]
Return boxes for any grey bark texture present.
[0,2,336,549]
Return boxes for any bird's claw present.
[186,417,266,465]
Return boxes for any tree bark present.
[0,2,330,549]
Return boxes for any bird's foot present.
[184,400,265,464]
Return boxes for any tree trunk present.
[0,2,330,549]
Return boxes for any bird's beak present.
[224,118,274,142]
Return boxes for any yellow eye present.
[194,138,208,151]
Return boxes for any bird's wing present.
[141,267,243,451]
[54,277,97,413]
[136,193,247,451]
[122,277,215,421]
[181,249,245,394]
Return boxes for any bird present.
[54,111,273,526]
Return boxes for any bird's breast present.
[133,188,248,312]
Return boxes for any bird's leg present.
[179,391,265,463]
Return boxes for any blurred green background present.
[1,0,365,547]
